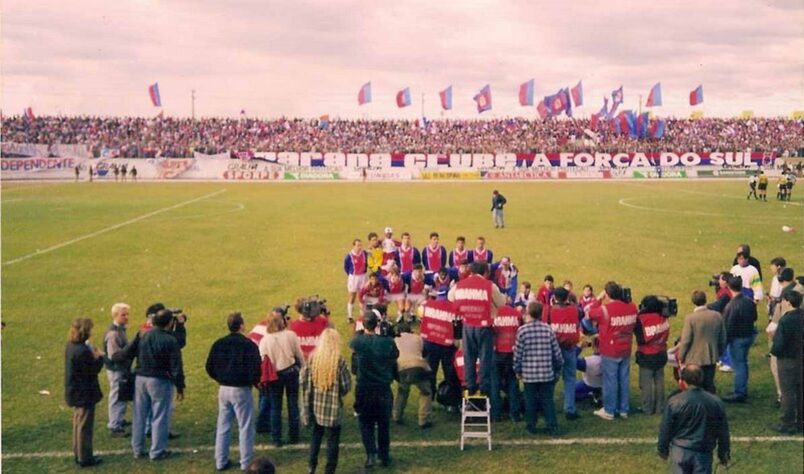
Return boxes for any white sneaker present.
[718,364,733,373]
[619,413,628,419]
[593,408,614,421]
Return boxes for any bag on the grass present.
[436,380,461,407]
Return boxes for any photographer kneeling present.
[635,296,671,415]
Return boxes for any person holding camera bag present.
[634,296,670,415]
[258,311,304,447]
[104,303,131,438]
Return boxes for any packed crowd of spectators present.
[3,115,803,158]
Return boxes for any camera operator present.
[258,310,304,447]
[634,296,670,415]
[707,272,732,314]
[585,281,638,421]
[393,319,434,429]
[289,298,330,361]
[678,291,726,394]
[350,309,399,468]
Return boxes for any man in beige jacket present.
[677,291,727,394]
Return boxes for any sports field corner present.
[1,179,803,473]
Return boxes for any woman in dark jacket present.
[635,296,670,415]
[65,318,105,467]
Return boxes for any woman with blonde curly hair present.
[300,328,351,474]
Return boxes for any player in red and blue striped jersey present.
[383,267,406,317]
[448,236,473,268]
[421,232,447,272]
[491,257,518,304]
[344,238,369,323]
[403,264,433,314]
[471,236,493,264]
[395,232,421,274]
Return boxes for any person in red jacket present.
[634,296,670,415]
[585,281,638,420]
[288,298,330,361]
[448,262,507,418]
[545,287,583,420]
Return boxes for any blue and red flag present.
[616,110,637,137]
[650,119,667,139]
[473,85,492,113]
[571,80,583,107]
[646,82,662,107]
[396,87,412,108]
[637,112,651,138]
[24,107,35,121]
[148,83,161,107]
[689,85,704,105]
[519,79,534,106]
[536,100,548,119]
[439,86,453,110]
[610,86,623,115]
[358,82,372,105]
[545,88,572,117]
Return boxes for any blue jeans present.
[106,370,128,430]
[492,352,521,419]
[523,380,557,432]
[729,337,753,397]
[493,209,505,227]
[601,356,631,415]
[215,386,255,470]
[131,376,173,459]
[561,348,577,414]
[269,367,300,444]
[462,326,498,414]
[257,390,272,432]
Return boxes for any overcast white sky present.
[2,0,802,119]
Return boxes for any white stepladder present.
[460,392,492,451]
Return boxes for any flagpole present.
[191,89,196,120]
[421,93,425,118]
[638,94,642,116]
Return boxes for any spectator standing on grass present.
[767,266,793,404]
[514,302,563,435]
[258,311,304,447]
[585,281,638,420]
[206,312,261,471]
[350,311,399,468]
[722,276,758,403]
[769,290,803,434]
[65,318,104,468]
[730,251,764,302]
[301,328,351,474]
[103,303,131,438]
[634,296,670,415]
[131,166,138,182]
[544,287,583,420]
[677,291,727,394]
[491,190,507,228]
[658,365,730,473]
[128,309,183,461]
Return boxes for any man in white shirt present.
[730,252,763,302]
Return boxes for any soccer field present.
[1,180,802,473]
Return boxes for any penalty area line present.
[2,189,227,266]
[2,436,801,460]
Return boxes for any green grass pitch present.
[1,180,802,473]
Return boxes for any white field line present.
[618,197,796,221]
[2,189,227,266]
[1,436,800,460]
[626,182,803,207]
